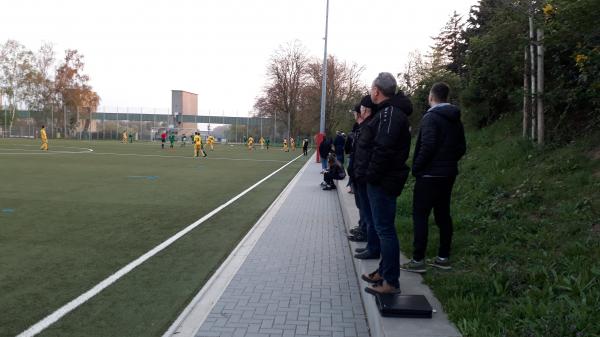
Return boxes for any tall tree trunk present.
[529,12,537,141]
[523,47,530,138]
[9,94,16,136]
[537,28,545,145]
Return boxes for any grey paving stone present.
[194,162,369,337]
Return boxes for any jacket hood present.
[429,103,461,122]
[380,91,413,116]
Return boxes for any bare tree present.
[0,40,35,134]
[255,42,366,138]
[398,50,426,96]
[55,49,100,136]
[255,41,308,138]
[305,55,365,134]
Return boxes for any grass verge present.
[396,114,600,337]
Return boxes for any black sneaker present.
[347,233,367,242]
[354,250,379,259]
[349,227,363,235]
[427,256,452,270]
[399,259,427,274]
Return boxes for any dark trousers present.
[367,183,399,288]
[412,176,456,261]
[346,155,353,187]
[323,172,334,185]
[356,182,379,254]
[336,153,344,165]
[323,171,343,186]
[352,181,366,233]
[303,146,308,155]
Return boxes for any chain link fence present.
[0,108,307,145]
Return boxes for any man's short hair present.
[430,82,450,102]
[372,72,397,97]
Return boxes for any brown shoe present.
[361,270,383,284]
[364,281,401,296]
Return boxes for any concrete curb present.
[335,178,462,337]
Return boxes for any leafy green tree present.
[432,11,466,75]
[542,0,600,139]
[460,0,528,127]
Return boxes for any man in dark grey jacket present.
[401,82,466,273]
[357,72,412,295]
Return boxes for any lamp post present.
[317,0,330,162]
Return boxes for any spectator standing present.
[401,82,466,273]
[359,72,412,295]
[346,103,368,243]
[351,95,380,252]
[333,130,346,165]
[302,138,309,156]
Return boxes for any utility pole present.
[319,0,330,135]
[316,0,330,163]
[64,104,67,139]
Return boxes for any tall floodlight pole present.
[319,0,330,134]
[315,0,330,163]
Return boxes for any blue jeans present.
[321,158,328,171]
[367,183,400,288]
[336,153,344,165]
[356,182,380,255]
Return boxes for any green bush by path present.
[396,114,600,337]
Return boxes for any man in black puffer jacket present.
[356,72,412,295]
[401,82,466,274]
[350,96,377,248]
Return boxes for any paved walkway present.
[166,156,461,337]
[170,158,369,337]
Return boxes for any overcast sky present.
[2,0,477,117]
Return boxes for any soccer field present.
[0,138,310,337]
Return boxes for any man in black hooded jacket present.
[401,82,466,274]
[355,72,412,295]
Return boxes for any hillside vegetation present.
[396,114,599,336]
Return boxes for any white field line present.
[162,153,314,337]
[91,151,290,163]
[0,144,94,154]
[0,145,290,162]
[16,153,306,337]
[0,150,93,155]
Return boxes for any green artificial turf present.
[0,139,310,337]
[395,114,600,337]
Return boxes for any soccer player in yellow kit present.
[247,136,254,151]
[259,136,265,149]
[208,135,216,151]
[40,125,48,151]
[283,138,289,152]
[290,137,296,151]
[193,132,207,157]
[122,130,128,143]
